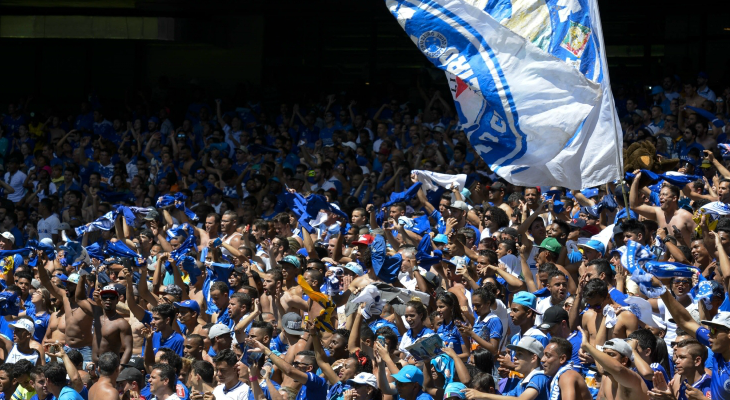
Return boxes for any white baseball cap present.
[346,372,377,388]
[0,232,15,244]
[208,323,231,339]
[10,319,35,336]
[701,311,730,331]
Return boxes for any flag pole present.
[591,0,631,220]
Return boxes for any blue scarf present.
[157,193,199,221]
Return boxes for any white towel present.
[351,284,385,320]
[412,170,467,192]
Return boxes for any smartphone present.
[212,238,222,247]
[377,335,386,347]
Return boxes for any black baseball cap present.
[121,356,145,372]
[538,305,569,330]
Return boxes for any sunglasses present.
[292,361,311,368]
[709,326,730,336]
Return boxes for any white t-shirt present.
[499,254,521,277]
[4,170,26,203]
[535,296,556,326]
[212,380,251,400]
[38,214,61,241]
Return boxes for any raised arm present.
[578,326,645,390]
[124,268,150,321]
[629,171,660,220]
[310,326,341,385]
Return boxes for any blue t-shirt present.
[249,380,281,400]
[327,381,349,400]
[146,330,185,358]
[295,372,329,400]
[398,391,433,400]
[696,326,730,400]
[567,330,582,369]
[216,308,235,330]
[678,374,712,400]
[437,321,465,354]
[32,312,50,343]
[270,335,289,355]
[638,363,669,390]
[609,287,628,306]
[473,313,503,344]
[505,372,550,400]
[58,387,84,400]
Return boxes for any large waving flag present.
[386,0,621,189]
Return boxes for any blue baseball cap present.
[391,365,423,385]
[512,291,540,313]
[578,240,605,256]
[343,262,364,276]
[281,255,301,269]
[174,300,201,314]
[443,382,467,399]
[581,188,599,199]
[433,234,449,244]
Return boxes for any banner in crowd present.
[385,0,622,189]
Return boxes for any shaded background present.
[2,0,730,118]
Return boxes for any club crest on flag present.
[386,0,622,189]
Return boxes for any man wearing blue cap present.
[499,291,549,378]
[377,364,432,400]
[174,299,202,336]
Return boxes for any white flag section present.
[385,0,622,189]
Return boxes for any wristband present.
[249,376,259,382]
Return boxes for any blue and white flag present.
[386,0,621,189]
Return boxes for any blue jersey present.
[145,330,185,358]
[473,313,503,343]
[249,380,281,400]
[696,326,730,400]
[295,372,329,400]
[32,312,50,343]
[436,321,465,354]
[678,374,711,400]
[505,372,550,400]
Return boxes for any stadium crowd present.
[0,71,729,400]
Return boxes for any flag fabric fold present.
[386,0,621,189]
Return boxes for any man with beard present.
[629,176,696,244]
[535,271,569,326]
[37,269,93,364]
[83,281,132,364]
[541,338,591,400]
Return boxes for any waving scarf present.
[297,275,336,333]
[156,193,199,221]
[644,261,698,278]
[416,234,442,269]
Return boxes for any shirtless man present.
[279,256,307,313]
[81,279,133,364]
[578,278,638,343]
[37,265,94,363]
[220,210,242,259]
[629,172,696,244]
[44,285,67,346]
[88,352,121,400]
[578,327,649,400]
